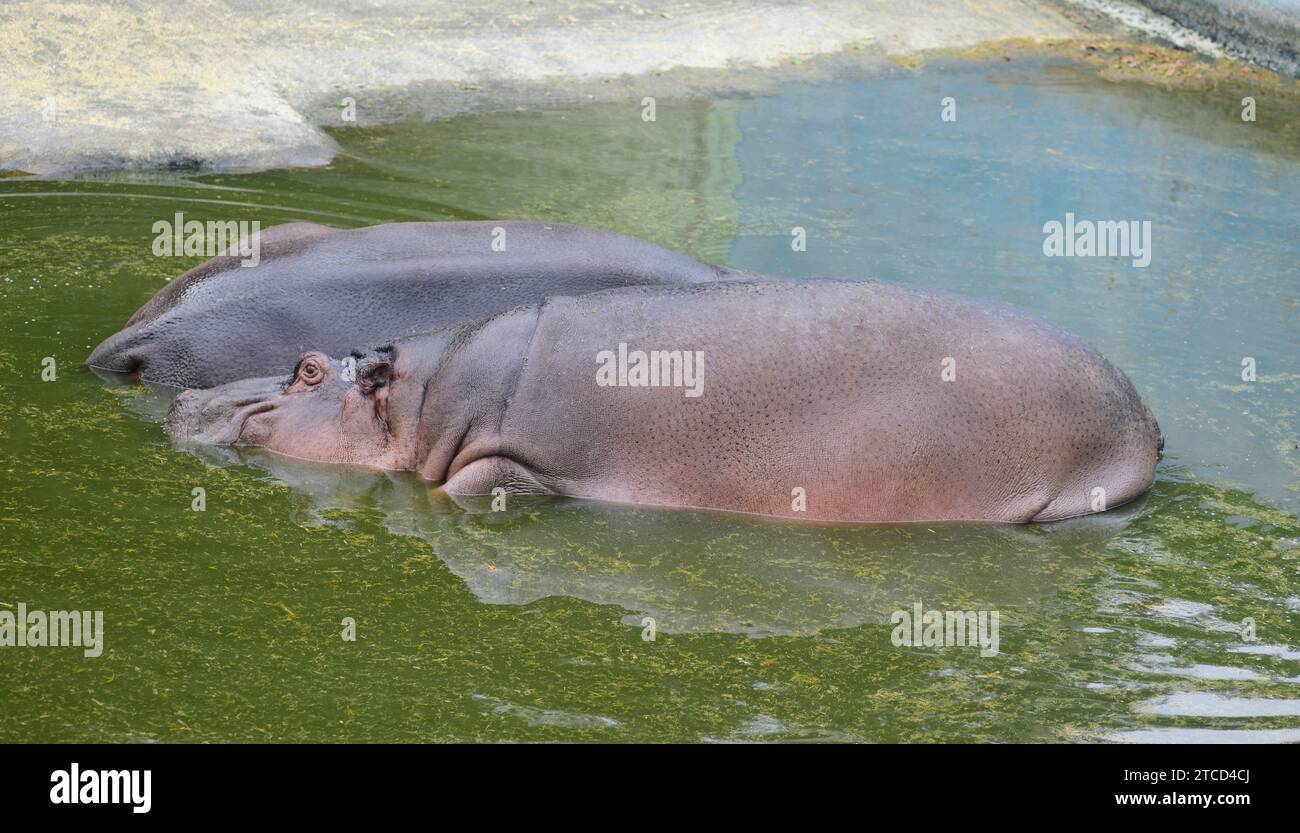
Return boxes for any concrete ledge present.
[0,0,1091,175]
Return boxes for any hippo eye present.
[299,359,324,385]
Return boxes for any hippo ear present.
[357,351,393,394]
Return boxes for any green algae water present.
[2,57,1298,742]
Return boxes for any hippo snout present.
[165,377,282,446]
[163,389,201,438]
[86,326,148,382]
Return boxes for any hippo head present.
[165,346,415,469]
[87,307,321,389]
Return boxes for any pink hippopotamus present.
[165,280,1161,523]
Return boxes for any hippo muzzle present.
[164,348,411,470]
[165,377,283,447]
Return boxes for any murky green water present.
[2,57,1298,742]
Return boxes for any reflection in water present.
[325,98,745,264]
[729,60,1300,514]
[205,447,1142,636]
[1109,727,1300,743]
[1139,692,1300,716]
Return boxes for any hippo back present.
[89,221,727,388]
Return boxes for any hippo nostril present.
[230,395,273,408]
[242,400,276,418]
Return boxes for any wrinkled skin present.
[167,281,1163,524]
[89,220,742,389]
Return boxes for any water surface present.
[1,57,1297,742]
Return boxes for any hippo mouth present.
[164,380,281,447]
[86,327,140,375]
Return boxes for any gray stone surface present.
[0,0,1091,175]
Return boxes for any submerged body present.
[88,221,733,388]
[166,281,1162,523]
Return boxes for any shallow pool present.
[1,55,1297,742]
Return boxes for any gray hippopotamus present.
[88,221,741,389]
[165,280,1162,523]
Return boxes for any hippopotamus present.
[88,221,742,389]
[164,280,1162,523]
